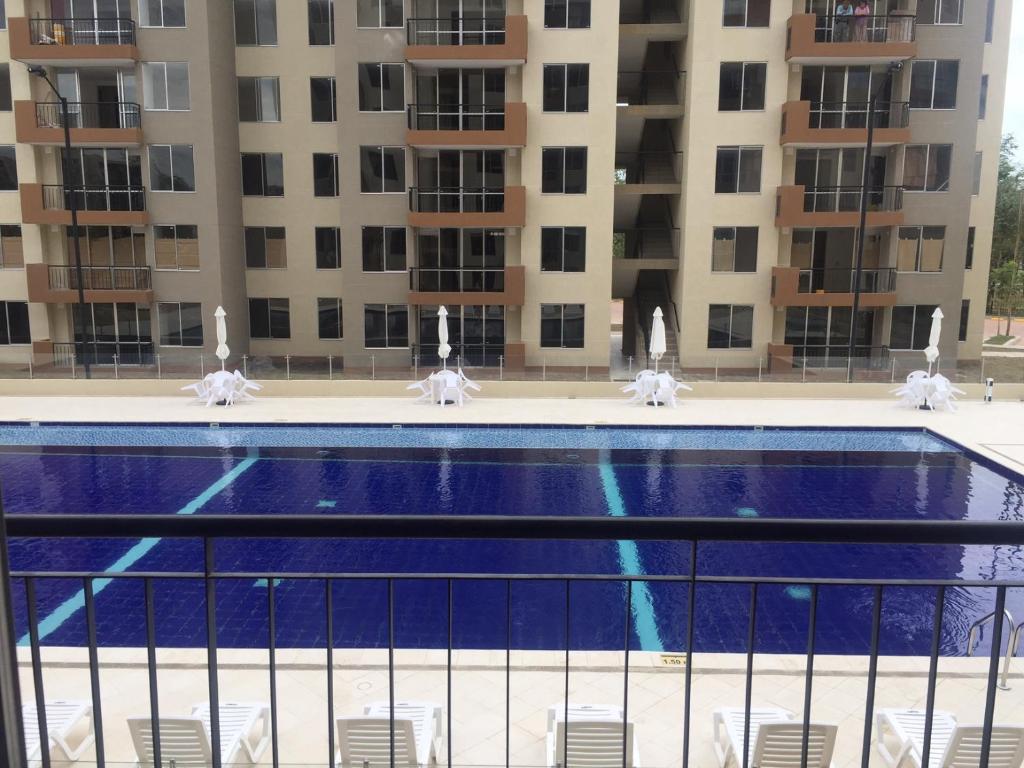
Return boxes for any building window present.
[0,64,11,112]
[237,77,281,122]
[244,227,287,269]
[973,152,983,196]
[0,146,15,190]
[541,304,585,348]
[903,145,952,192]
[897,226,944,272]
[154,225,199,270]
[140,0,186,27]
[890,305,938,350]
[715,146,762,193]
[359,146,405,193]
[234,0,278,45]
[909,60,958,110]
[0,225,22,268]
[362,226,407,272]
[142,62,190,111]
[707,304,753,349]
[966,227,975,270]
[313,153,339,197]
[310,77,337,122]
[318,298,343,340]
[67,226,146,266]
[712,227,758,272]
[544,0,590,28]
[979,75,989,119]
[0,1,6,30]
[959,299,970,342]
[358,63,405,113]
[723,0,770,27]
[158,302,203,347]
[249,298,290,339]
[718,63,766,111]
[541,227,586,272]
[543,64,589,112]
[308,0,334,45]
[241,153,285,196]
[364,304,409,348]
[357,0,402,28]
[315,227,341,270]
[986,0,996,42]
[149,145,195,192]
[0,301,30,345]
[785,307,874,352]
[917,0,963,24]
[542,147,587,194]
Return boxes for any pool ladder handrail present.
[966,609,1021,690]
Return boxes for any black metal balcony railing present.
[407,103,506,132]
[616,71,686,106]
[28,17,137,47]
[800,185,903,214]
[42,184,146,213]
[48,264,152,292]
[35,101,141,130]
[613,228,681,260]
[410,266,505,293]
[791,345,892,370]
[797,267,897,294]
[614,152,683,185]
[1,511,1021,768]
[812,14,916,44]
[52,340,155,366]
[406,16,506,46]
[807,101,910,130]
[409,186,506,214]
[410,342,505,367]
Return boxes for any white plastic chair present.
[622,370,657,404]
[876,708,1024,768]
[927,374,965,412]
[892,371,930,408]
[181,373,215,401]
[457,368,481,401]
[546,703,640,768]
[23,700,95,768]
[652,372,693,408]
[407,378,433,403]
[713,707,837,768]
[434,370,463,408]
[336,700,442,768]
[128,701,270,768]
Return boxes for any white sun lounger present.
[546,703,641,768]
[336,700,442,768]
[713,707,837,768]
[128,701,270,768]
[876,709,1024,768]
[23,699,95,768]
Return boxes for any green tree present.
[989,136,1024,327]
[990,261,1024,335]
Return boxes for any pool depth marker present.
[20,451,260,645]
[597,462,665,653]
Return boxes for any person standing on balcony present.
[853,0,872,41]
[834,1,854,42]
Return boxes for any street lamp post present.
[27,65,93,379]
[847,61,903,384]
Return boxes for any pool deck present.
[4,394,1024,767]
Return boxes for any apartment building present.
[0,0,1012,374]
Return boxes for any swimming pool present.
[1,423,1021,656]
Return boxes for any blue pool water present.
[1,423,1022,657]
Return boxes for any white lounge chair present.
[876,708,1024,768]
[336,700,442,768]
[546,703,640,768]
[713,707,837,768]
[128,701,270,768]
[23,700,95,768]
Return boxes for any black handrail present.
[806,101,910,130]
[41,184,146,213]
[407,103,506,131]
[409,186,506,214]
[797,267,897,294]
[800,185,903,214]
[47,264,152,291]
[406,16,506,46]
[35,101,141,130]
[409,266,506,293]
[28,17,136,46]
[812,13,916,44]
[613,228,681,260]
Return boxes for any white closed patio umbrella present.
[438,305,452,370]
[650,307,667,374]
[214,306,229,371]
[924,307,944,376]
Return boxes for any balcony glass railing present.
[800,185,903,214]
[409,266,505,293]
[35,101,141,130]
[806,101,909,130]
[797,267,896,294]
[812,13,915,44]
[791,344,891,370]
[410,342,505,367]
[406,16,506,46]
[42,184,146,213]
[48,264,152,291]
[409,187,506,214]
[28,17,136,46]
[54,339,154,366]
[407,103,506,132]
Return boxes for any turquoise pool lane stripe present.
[20,453,260,645]
[597,463,665,653]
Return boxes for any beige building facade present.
[0,0,1012,375]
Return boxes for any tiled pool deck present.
[4,394,1024,767]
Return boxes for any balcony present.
[786,13,916,64]
[26,263,153,304]
[405,15,527,67]
[14,101,143,147]
[770,266,897,308]
[775,185,903,228]
[406,102,527,149]
[20,183,148,226]
[614,152,683,194]
[780,101,910,148]
[7,17,139,66]
[408,186,526,229]
[619,0,687,39]
[408,265,525,307]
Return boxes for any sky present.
[1003,0,1024,154]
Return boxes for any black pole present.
[0,492,28,768]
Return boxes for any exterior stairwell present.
[633,272,679,369]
